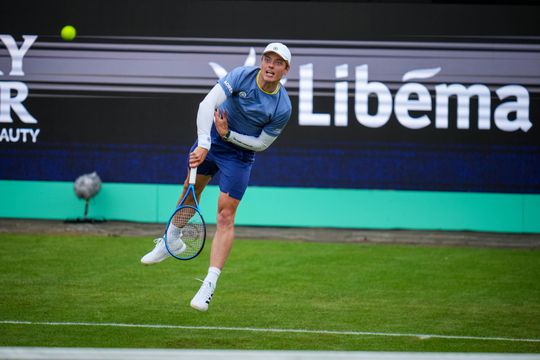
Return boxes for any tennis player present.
[141,42,292,312]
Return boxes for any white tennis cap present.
[263,42,291,66]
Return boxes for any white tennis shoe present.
[190,280,215,312]
[140,236,186,265]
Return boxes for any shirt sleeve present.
[218,66,246,97]
[196,83,227,150]
[227,131,277,152]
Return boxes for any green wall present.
[0,180,538,233]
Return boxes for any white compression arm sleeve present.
[196,84,227,150]
[226,130,277,152]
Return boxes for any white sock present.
[166,223,183,241]
[204,267,221,286]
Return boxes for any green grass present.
[0,233,539,352]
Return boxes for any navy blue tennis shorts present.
[190,141,255,200]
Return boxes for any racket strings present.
[172,207,195,228]
[168,206,205,259]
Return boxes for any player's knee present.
[216,207,235,228]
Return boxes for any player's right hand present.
[214,109,229,138]
[189,146,208,168]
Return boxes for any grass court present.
[0,232,539,353]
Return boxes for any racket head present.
[163,205,206,260]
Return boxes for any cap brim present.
[263,50,289,64]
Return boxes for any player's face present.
[260,53,289,83]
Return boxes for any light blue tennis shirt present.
[215,66,292,149]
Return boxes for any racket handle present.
[189,167,198,185]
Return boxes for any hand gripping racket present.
[163,167,206,260]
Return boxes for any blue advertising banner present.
[1,2,539,194]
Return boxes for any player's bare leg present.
[210,192,240,269]
[191,192,239,311]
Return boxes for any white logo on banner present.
[299,63,532,132]
[0,35,40,143]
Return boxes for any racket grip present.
[189,167,198,185]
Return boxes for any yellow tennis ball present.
[61,25,77,41]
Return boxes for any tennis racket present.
[163,167,206,260]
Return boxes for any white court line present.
[1,347,540,360]
[1,320,539,343]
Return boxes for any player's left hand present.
[214,109,229,138]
